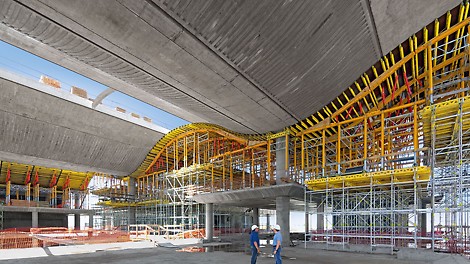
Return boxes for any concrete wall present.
[38,213,68,228]
[3,212,31,229]
[3,212,68,229]
[0,73,163,175]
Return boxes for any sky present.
[0,40,188,130]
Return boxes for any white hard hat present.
[251,224,259,230]
[272,224,281,231]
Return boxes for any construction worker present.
[272,224,282,264]
[250,224,261,264]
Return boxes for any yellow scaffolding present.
[306,166,431,191]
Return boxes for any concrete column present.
[205,203,214,242]
[276,136,288,184]
[317,203,324,231]
[75,214,81,230]
[266,213,270,231]
[419,200,427,247]
[63,215,68,228]
[32,211,38,228]
[88,213,94,229]
[252,207,259,226]
[74,193,80,209]
[276,196,290,247]
[266,214,271,231]
[128,177,136,225]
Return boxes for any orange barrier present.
[179,228,205,239]
[0,227,130,249]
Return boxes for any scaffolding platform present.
[305,166,431,190]
[421,96,470,150]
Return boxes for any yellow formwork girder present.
[305,166,431,191]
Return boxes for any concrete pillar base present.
[88,213,94,229]
[32,211,38,228]
[252,207,259,226]
[276,196,290,247]
[205,203,214,242]
[74,214,81,230]
[317,203,324,231]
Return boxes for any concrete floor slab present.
[0,244,456,264]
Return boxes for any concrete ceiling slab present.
[370,0,461,54]
[0,72,164,175]
[0,0,459,134]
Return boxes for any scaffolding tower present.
[426,97,470,253]
[91,4,470,254]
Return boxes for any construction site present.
[1,1,470,263]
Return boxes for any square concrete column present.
[276,136,288,184]
[75,214,81,230]
[74,193,80,209]
[88,213,94,229]
[266,213,270,232]
[32,211,38,228]
[317,203,324,231]
[252,207,259,226]
[205,203,214,242]
[128,178,136,225]
[276,196,290,247]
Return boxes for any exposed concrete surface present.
[276,196,290,247]
[205,203,214,242]
[0,0,457,133]
[0,70,164,175]
[0,241,155,260]
[1,243,466,264]
[193,183,305,209]
[1,206,91,229]
[370,0,460,54]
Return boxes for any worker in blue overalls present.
[272,224,282,264]
[250,224,261,264]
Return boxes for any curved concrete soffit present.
[130,4,470,180]
[129,123,267,178]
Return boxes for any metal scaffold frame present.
[303,8,470,252]
[427,97,470,253]
[90,4,470,254]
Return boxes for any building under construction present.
[1,1,470,262]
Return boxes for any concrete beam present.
[91,87,114,109]
[193,183,305,209]
[0,206,93,215]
